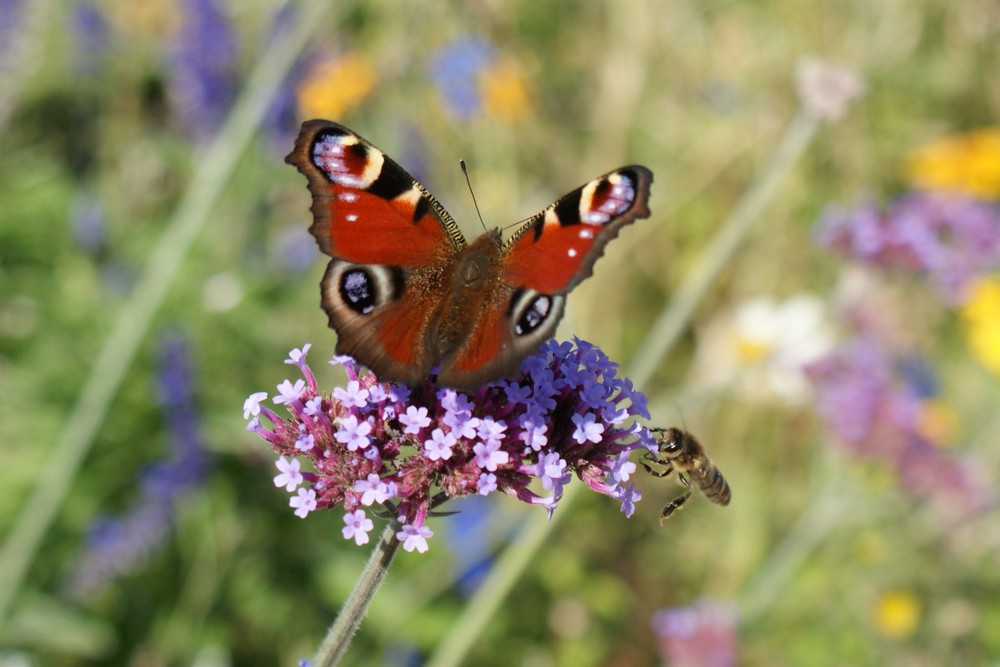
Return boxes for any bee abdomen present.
[696,465,731,506]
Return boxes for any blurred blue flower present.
[272,226,317,275]
[72,1,108,77]
[815,192,1000,304]
[429,38,495,119]
[652,599,739,667]
[443,495,499,595]
[167,0,238,142]
[69,189,107,258]
[67,334,210,599]
[261,4,309,152]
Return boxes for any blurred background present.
[1,0,999,665]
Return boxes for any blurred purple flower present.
[815,192,1000,304]
[652,599,739,667]
[72,1,108,76]
[260,4,309,151]
[806,335,993,515]
[167,0,238,142]
[68,334,210,598]
[246,339,653,553]
[0,0,26,48]
[429,38,495,119]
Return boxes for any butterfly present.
[285,120,653,390]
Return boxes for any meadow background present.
[2,0,999,665]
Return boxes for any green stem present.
[312,523,402,667]
[0,0,334,623]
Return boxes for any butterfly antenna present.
[460,160,488,232]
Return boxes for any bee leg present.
[658,474,693,525]
[641,456,675,479]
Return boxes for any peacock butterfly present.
[285,120,652,390]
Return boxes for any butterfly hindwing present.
[501,166,653,295]
[437,288,567,389]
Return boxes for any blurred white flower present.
[202,271,244,312]
[690,294,836,403]
[795,56,865,121]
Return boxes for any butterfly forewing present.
[501,166,653,294]
[285,120,465,266]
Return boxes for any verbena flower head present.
[815,192,1000,304]
[246,339,654,553]
[806,335,994,516]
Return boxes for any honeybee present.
[644,427,731,524]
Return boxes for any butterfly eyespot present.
[341,269,377,313]
[312,130,384,189]
[579,173,638,225]
[323,261,403,318]
[511,290,554,336]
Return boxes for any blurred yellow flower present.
[480,57,532,121]
[905,128,1000,198]
[961,276,1000,376]
[914,399,960,447]
[297,55,376,121]
[872,590,921,639]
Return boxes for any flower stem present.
[312,522,402,667]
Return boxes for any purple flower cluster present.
[651,599,738,667]
[815,192,1000,303]
[167,0,238,142]
[807,335,993,516]
[68,335,210,598]
[245,339,653,553]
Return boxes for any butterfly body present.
[286,120,652,389]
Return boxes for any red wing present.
[320,260,443,385]
[438,289,567,390]
[286,120,466,267]
[502,167,652,294]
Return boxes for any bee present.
[643,427,731,524]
